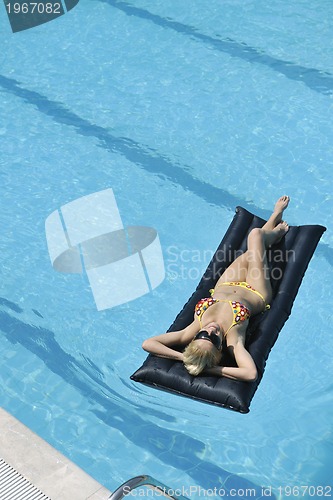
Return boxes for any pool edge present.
[0,407,111,500]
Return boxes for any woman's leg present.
[245,222,289,302]
[215,252,249,284]
[215,196,289,288]
[261,195,289,232]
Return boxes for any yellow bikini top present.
[194,281,270,336]
[194,295,251,336]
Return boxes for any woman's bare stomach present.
[212,284,265,314]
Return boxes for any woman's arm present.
[204,343,258,381]
[204,327,258,381]
[142,320,199,361]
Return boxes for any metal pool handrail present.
[109,474,190,500]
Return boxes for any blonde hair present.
[183,340,222,376]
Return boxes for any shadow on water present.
[0,297,270,498]
[101,0,333,96]
[0,74,259,216]
[0,298,169,422]
[0,74,331,269]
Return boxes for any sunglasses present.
[194,330,222,350]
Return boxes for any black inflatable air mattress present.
[131,207,326,413]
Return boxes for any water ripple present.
[0,300,265,496]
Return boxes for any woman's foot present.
[274,195,290,220]
[263,195,290,231]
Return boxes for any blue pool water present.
[1,0,333,498]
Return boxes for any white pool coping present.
[0,408,112,500]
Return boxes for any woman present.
[142,196,290,382]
